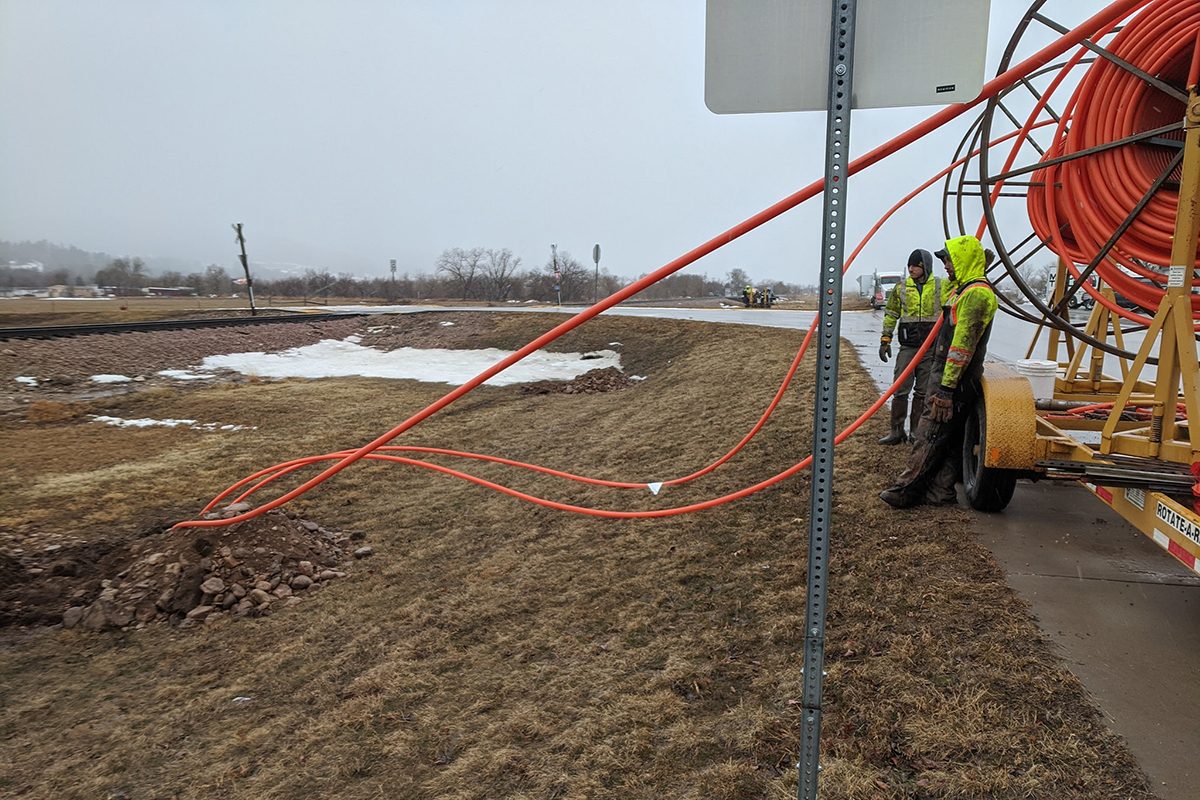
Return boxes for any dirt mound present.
[520,366,634,395]
[0,510,363,630]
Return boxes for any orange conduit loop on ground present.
[1025,0,1200,322]
[197,325,941,521]
[175,0,1151,530]
[198,122,1054,519]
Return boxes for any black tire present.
[962,400,1017,512]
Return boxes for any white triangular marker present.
[647,482,663,495]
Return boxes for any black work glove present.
[878,340,892,362]
[929,387,954,423]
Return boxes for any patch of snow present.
[196,339,623,386]
[87,415,255,432]
[157,369,217,380]
[91,374,132,384]
[345,334,363,343]
[15,376,38,386]
[439,321,455,327]
[630,375,647,381]
[89,415,196,428]
[607,342,622,347]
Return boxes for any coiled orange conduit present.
[1027,0,1200,320]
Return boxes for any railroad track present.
[0,312,367,341]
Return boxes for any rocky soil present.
[0,507,369,631]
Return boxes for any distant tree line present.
[1,239,815,303]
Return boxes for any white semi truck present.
[856,271,905,309]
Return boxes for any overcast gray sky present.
[0,0,1099,285]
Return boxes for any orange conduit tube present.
[978,13,1157,326]
[200,121,1054,517]
[176,0,1149,530]
[195,323,939,521]
[1027,0,1200,319]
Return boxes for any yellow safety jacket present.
[939,236,998,390]
[881,276,948,347]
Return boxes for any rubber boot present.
[879,486,920,508]
[908,392,925,444]
[923,460,959,505]
[877,396,909,445]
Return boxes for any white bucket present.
[1015,359,1058,399]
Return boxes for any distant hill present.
[1,240,114,271]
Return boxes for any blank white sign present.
[705,0,991,113]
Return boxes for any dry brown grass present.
[22,400,86,424]
[0,313,1152,799]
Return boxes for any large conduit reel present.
[942,0,1200,364]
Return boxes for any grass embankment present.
[0,313,1150,799]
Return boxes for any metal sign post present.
[798,2,857,797]
[592,243,601,304]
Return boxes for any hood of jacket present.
[944,235,986,285]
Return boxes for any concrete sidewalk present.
[974,482,1200,800]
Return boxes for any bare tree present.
[203,264,230,296]
[436,247,486,300]
[482,248,521,301]
[95,257,148,295]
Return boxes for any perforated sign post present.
[704,2,988,798]
[796,4,856,797]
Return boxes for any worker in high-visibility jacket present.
[880,236,997,508]
[876,248,947,445]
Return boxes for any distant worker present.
[743,285,753,307]
[763,287,774,308]
[748,286,757,307]
[879,236,997,507]
[876,248,944,445]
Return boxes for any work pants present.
[887,377,981,504]
[891,344,932,429]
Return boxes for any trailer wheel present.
[962,400,1017,512]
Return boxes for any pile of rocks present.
[520,366,634,396]
[59,509,366,631]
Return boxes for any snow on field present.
[88,415,255,432]
[157,369,216,380]
[184,339,623,386]
[90,374,132,384]
[15,376,38,386]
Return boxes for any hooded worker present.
[876,248,946,445]
[880,236,997,508]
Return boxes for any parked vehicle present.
[857,271,904,309]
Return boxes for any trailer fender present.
[978,363,1039,470]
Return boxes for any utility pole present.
[231,223,257,316]
[551,243,561,306]
[389,258,397,302]
[592,243,601,305]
